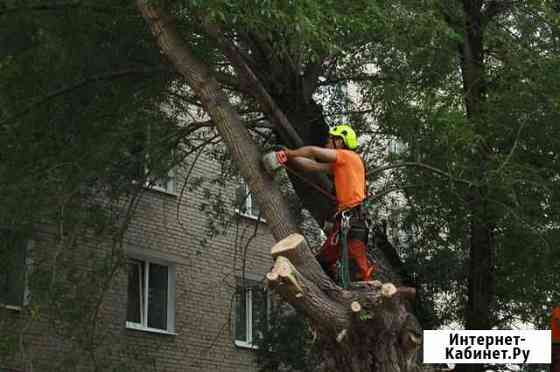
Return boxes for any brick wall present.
[0,152,277,372]
[114,153,276,371]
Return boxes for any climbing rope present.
[283,165,337,202]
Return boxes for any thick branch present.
[267,256,351,333]
[200,20,304,148]
[269,234,344,299]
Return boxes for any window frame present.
[131,123,177,196]
[235,182,266,223]
[145,165,177,195]
[234,279,270,349]
[389,139,406,155]
[125,256,177,335]
[0,232,31,311]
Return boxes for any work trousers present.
[317,216,374,281]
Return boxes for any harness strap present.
[339,211,351,289]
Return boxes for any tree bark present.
[267,234,422,372]
[456,2,496,372]
[137,3,423,371]
[200,20,336,223]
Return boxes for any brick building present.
[0,151,277,371]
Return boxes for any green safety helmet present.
[329,124,358,150]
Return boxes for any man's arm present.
[285,146,337,163]
[284,146,336,173]
[287,156,331,173]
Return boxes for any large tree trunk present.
[137,2,424,371]
[457,2,496,372]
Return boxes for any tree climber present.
[276,125,375,282]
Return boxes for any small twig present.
[494,121,526,175]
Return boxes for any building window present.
[235,182,263,221]
[389,139,406,155]
[146,167,176,194]
[0,230,28,309]
[234,280,269,348]
[128,123,177,195]
[126,258,176,334]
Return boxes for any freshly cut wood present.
[371,280,383,288]
[271,233,306,260]
[266,271,279,282]
[275,256,304,297]
[381,283,397,298]
[351,301,362,313]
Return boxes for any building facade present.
[0,152,276,372]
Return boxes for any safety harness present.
[340,210,351,288]
[282,155,370,288]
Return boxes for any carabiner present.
[341,210,351,232]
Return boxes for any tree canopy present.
[1,1,559,371]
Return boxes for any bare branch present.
[494,121,526,175]
[369,161,477,187]
[369,184,424,202]
[176,134,221,238]
[318,73,384,86]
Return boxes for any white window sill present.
[1,304,22,312]
[125,322,177,336]
[235,210,266,223]
[144,185,178,197]
[131,180,177,197]
[234,340,258,349]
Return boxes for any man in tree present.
[277,125,375,282]
[552,306,560,372]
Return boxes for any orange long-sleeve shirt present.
[331,150,365,211]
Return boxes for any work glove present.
[275,150,288,165]
[262,150,286,174]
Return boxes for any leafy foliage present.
[254,303,320,372]
[1,0,560,370]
